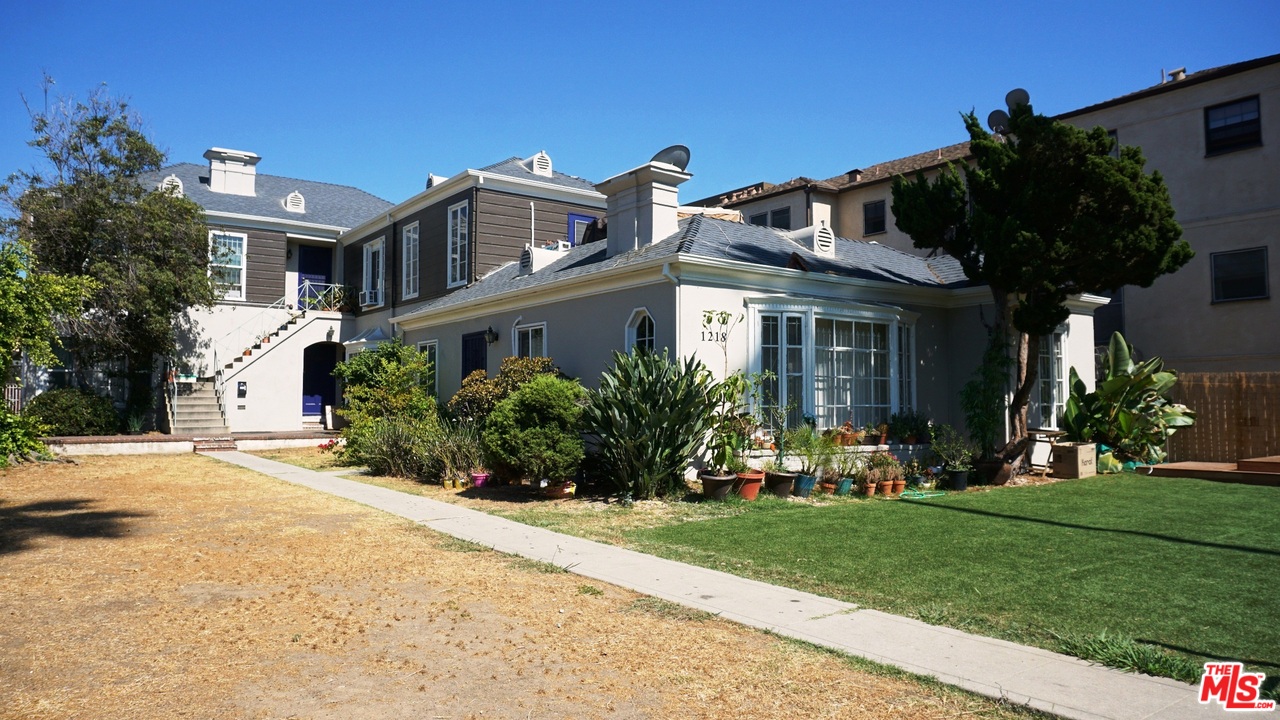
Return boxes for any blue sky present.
[2,0,1277,205]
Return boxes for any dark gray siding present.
[245,229,286,304]
[474,189,602,276]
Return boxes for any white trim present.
[401,221,420,300]
[361,237,385,308]
[447,200,469,289]
[208,230,248,301]
[416,339,439,398]
[512,320,547,358]
[204,209,347,235]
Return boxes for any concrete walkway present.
[204,451,1228,720]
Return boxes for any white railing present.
[210,298,297,367]
[297,280,347,312]
[4,383,22,414]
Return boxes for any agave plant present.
[1062,332,1195,466]
[581,350,715,499]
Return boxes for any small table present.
[1028,428,1066,477]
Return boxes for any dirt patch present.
[1,455,1034,719]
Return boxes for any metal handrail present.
[297,280,347,312]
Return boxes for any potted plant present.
[728,454,764,501]
[903,458,925,487]
[931,423,977,491]
[761,458,796,498]
[889,410,930,445]
[785,426,834,498]
[701,371,751,501]
[866,451,903,496]
[833,450,862,496]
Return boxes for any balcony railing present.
[298,280,348,312]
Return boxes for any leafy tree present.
[0,239,93,382]
[482,374,585,483]
[891,101,1191,463]
[0,79,217,415]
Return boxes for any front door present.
[302,343,339,416]
[297,245,332,309]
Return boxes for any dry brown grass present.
[1,454,1039,718]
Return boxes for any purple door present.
[302,343,339,416]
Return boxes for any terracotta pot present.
[891,478,906,496]
[764,471,796,498]
[858,482,876,497]
[734,470,765,501]
[905,435,918,445]
[818,481,837,495]
[700,473,736,501]
[877,480,894,496]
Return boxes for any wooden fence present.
[1167,372,1280,462]
[4,383,21,414]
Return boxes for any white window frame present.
[1031,329,1067,430]
[447,200,470,288]
[417,339,439,398]
[512,319,547,358]
[625,307,656,354]
[209,230,247,301]
[362,237,385,308]
[402,222,420,300]
[746,298,918,431]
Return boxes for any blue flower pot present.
[793,474,817,498]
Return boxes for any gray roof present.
[147,163,393,229]
[402,216,973,317]
[477,157,599,192]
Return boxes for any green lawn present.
[626,475,1279,686]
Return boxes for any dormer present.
[784,222,837,258]
[284,190,305,213]
[203,147,261,196]
[523,151,553,178]
[158,174,184,197]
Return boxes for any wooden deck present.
[1144,457,1280,486]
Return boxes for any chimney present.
[203,148,261,196]
[595,160,691,258]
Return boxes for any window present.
[757,305,915,432]
[1032,331,1065,429]
[210,231,247,300]
[567,213,594,246]
[749,212,768,227]
[361,238,384,306]
[1212,247,1269,302]
[626,309,655,353]
[461,332,487,381]
[1205,96,1261,155]
[402,222,420,299]
[417,340,438,397]
[1107,129,1120,159]
[863,200,886,235]
[515,322,546,358]
[770,208,791,230]
[448,201,469,288]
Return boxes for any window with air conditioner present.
[361,237,384,307]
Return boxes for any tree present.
[0,78,217,415]
[891,101,1191,464]
[0,239,93,383]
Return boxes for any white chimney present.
[203,148,261,196]
[595,160,691,258]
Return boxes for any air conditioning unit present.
[359,289,381,306]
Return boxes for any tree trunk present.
[1000,331,1040,468]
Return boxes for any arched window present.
[625,309,655,353]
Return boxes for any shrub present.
[447,356,560,422]
[425,418,485,484]
[0,408,48,465]
[333,339,440,470]
[581,351,715,500]
[482,374,585,483]
[23,387,118,436]
[343,417,439,478]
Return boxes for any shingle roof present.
[823,141,971,189]
[400,216,972,317]
[145,163,393,229]
[477,157,598,192]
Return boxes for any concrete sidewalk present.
[205,451,1227,720]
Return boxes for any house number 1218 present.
[702,331,728,343]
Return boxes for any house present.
[388,155,1103,434]
[691,52,1280,376]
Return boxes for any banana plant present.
[1062,332,1195,467]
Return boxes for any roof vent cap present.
[159,174,184,197]
[1168,67,1187,82]
[284,190,305,213]
[524,151,553,178]
[783,223,837,258]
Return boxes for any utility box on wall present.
[1052,442,1097,479]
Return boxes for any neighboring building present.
[692,52,1280,375]
[339,151,606,384]
[388,156,1102,434]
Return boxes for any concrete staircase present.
[171,380,231,437]
[221,310,306,372]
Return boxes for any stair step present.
[193,437,237,451]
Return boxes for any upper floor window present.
[1205,96,1261,155]
[402,222,420,299]
[361,237,384,307]
[748,208,791,229]
[209,231,247,300]
[515,322,546,358]
[567,213,594,246]
[749,212,768,227]
[417,340,438,398]
[626,309,655,353]
[1211,247,1269,302]
[448,201,470,288]
[863,200,886,235]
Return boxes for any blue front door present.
[302,343,339,416]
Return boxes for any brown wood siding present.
[244,229,286,304]
[400,189,473,305]
[474,189,602,276]
[343,227,389,317]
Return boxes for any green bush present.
[482,374,585,483]
[23,388,118,436]
[343,417,439,478]
[447,356,560,422]
[581,351,715,500]
[0,408,48,465]
[333,339,441,471]
[424,418,485,484]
